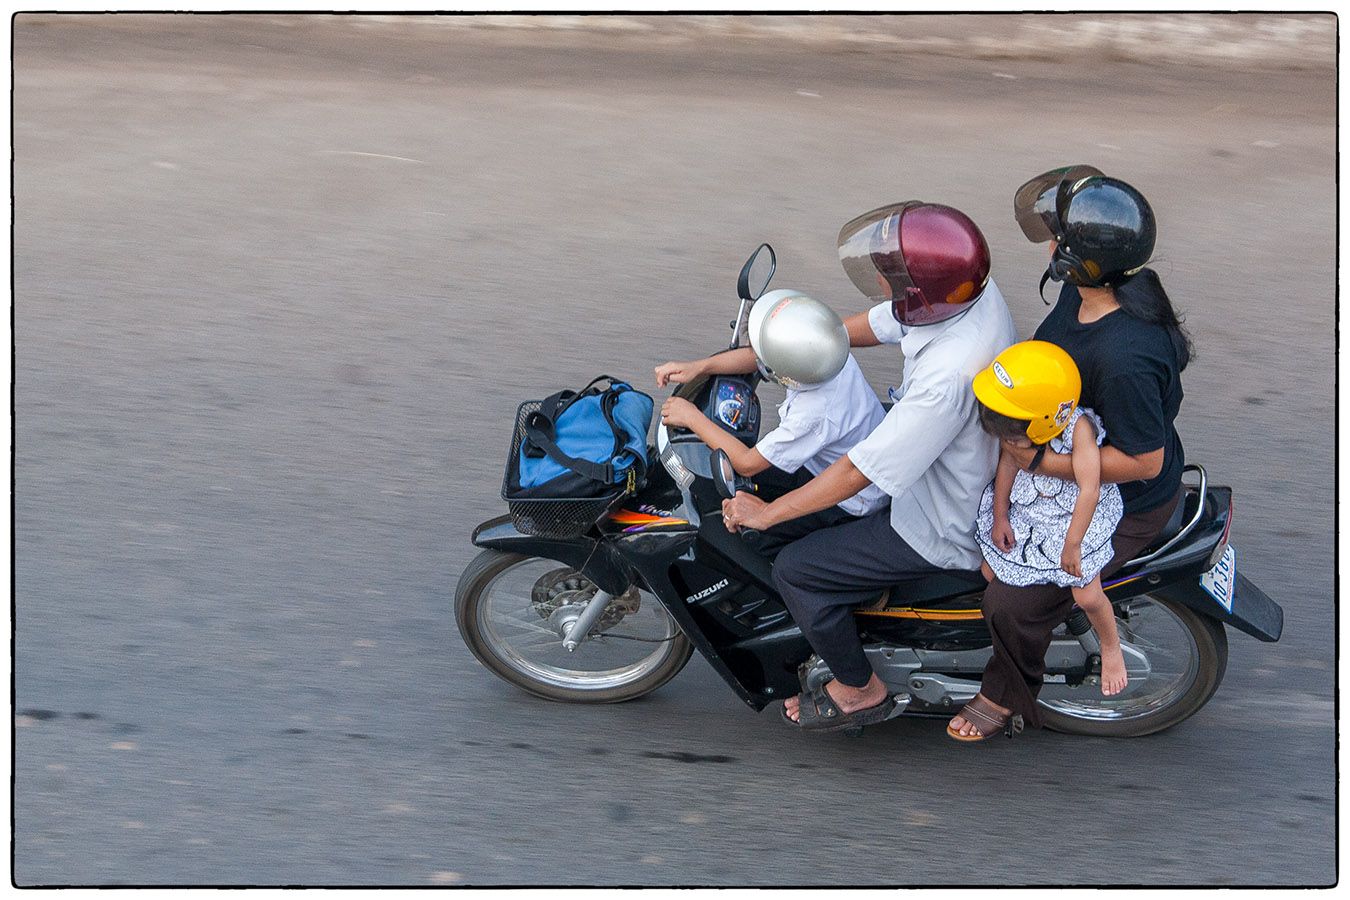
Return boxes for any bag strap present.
[523,377,611,458]
[599,384,646,484]
[523,415,615,485]
[521,389,574,459]
[578,374,619,395]
[535,375,621,428]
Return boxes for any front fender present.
[471,515,635,597]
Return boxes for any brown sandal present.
[946,694,1024,742]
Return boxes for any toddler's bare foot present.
[1101,647,1128,696]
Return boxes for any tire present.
[454,549,694,704]
[1039,594,1228,737]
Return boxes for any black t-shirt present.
[1034,283,1184,513]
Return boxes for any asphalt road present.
[13,15,1337,886]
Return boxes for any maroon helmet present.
[838,202,991,326]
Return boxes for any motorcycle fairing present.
[472,515,638,598]
[607,526,785,709]
[694,510,776,593]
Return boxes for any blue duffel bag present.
[507,376,654,501]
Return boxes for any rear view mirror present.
[712,449,738,500]
[737,244,776,301]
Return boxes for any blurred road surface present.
[13,14,1336,886]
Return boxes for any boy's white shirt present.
[753,354,891,517]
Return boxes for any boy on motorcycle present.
[655,290,890,552]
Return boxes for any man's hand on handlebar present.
[722,492,773,533]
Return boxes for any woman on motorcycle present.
[949,168,1196,740]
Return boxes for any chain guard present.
[531,567,640,631]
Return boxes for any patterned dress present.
[976,407,1125,589]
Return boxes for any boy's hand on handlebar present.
[660,396,700,430]
[655,359,706,387]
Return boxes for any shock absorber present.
[1066,606,1102,658]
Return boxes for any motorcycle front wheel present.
[1038,593,1228,737]
[454,549,693,703]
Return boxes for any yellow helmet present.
[972,340,1081,444]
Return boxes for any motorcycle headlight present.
[657,426,694,490]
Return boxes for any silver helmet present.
[747,290,850,391]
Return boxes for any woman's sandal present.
[781,682,896,733]
[946,694,1025,742]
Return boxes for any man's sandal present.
[782,683,896,733]
[946,694,1025,742]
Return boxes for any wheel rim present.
[475,557,683,692]
[1037,596,1202,722]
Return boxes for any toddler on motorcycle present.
[969,340,1128,702]
[655,290,889,552]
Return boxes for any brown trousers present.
[979,489,1181,728]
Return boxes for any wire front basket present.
[501,400,628,538]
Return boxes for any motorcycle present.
[455,244,1284,737]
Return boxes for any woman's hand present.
[992,517,1016,552]
[1000,440,1038,471]
[654,359,706,387]
[1060,539,1083,578]
[660,396,700,430]
[722,493,774,533]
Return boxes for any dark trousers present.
[772,510,952,688]
[743,466,865,556]
[979,490,1181,728]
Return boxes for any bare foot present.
[1101,647,1129,696]
[947,692,1011,738]
[784,674,888,723]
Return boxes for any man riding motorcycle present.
[721,202,1018,731]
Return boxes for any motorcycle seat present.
[882,569,987,606]
[1149,489,1197,546]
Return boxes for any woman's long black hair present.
[1114,267,1194,371]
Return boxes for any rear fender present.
[1106,483,1282,642]
[1150,573,1284,643]
[471,515,635,596]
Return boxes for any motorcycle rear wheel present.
[1038,594,1228,737]
[455,549,693,704]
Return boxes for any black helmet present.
[1014,166,1156,289]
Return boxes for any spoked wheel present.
[454,550,693,703]
[1038,594,1228,737]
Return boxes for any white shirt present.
[847,279,1019,570]
[755,354,891,517]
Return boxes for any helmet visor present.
[838,202,921,303]
[1013,165,1104,243]
[838,201,987,327]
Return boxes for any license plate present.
[1200,544,1237,613]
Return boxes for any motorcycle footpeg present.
[884,693,911,720]
[842,695,909,737]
